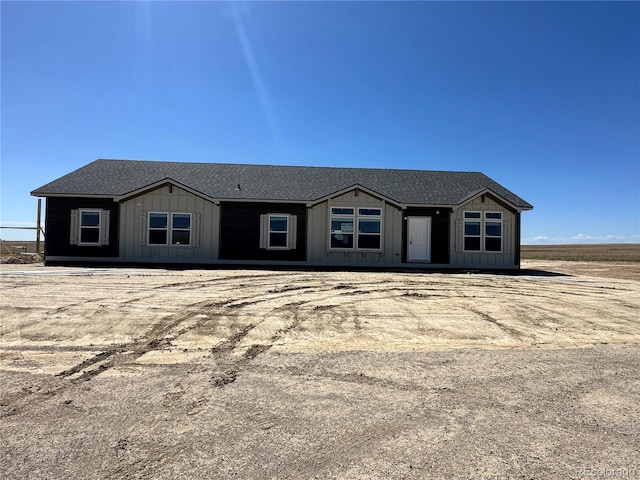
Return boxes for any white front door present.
[407,217,431,262]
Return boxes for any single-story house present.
[31,159,533,269]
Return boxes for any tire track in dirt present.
[0,344,106,352]
[56,350,118,379]
[48,278,331,387]
[0,307,45,336]
[208,301,313,387]
[151,272,288,292]
[209,323,257,387]
[2,301,230,417]
[57,299,238,382]
[248,362,431,393]
[506,293,638,338]
[464,306,526,340]
[3,269,638,422]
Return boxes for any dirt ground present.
[1,261,639,479]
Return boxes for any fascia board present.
[455,188,528,212]
[402,203,456,209]
[306,184,402,208]
[217,198,307,205]
[30,193,118,199]
[115,178,214,202]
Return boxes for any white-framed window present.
[329,206,382,251]
[268,214,289,249]
[79,209,102,245]
[357,208,382,249]
[463,211,481,251]
[171,213,191,246]
[148,212,169,245]
[70,209,110,246]
[463,211,502,252]
[330,207,355,249]
[147,212,192,246]
[259,214,297,250]
[484,212,502,252]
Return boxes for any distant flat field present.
[522,243,640,262]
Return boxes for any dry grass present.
[522,243,640,262]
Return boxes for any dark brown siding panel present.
[403,207,450,264]
[45,197,118,257]
[219,202,306,261]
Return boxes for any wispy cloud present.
[230,3,280,147]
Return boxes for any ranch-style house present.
[31,159,533,269]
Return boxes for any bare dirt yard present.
[1,260,639,479]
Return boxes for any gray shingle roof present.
[31,159,533,209]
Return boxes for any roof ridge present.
[93,158,477,175]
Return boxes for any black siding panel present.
[45,197,119,257]
[514,212,521,267]
[219,202,306,261]
[403,207,450,264]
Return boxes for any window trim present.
[147,212,169,246]
[171,212,192,247]
[329,205,383,252]
[147,212,193,247]
[463,211,481,252]
[484,212,503,253]
[259,213,297,250]
[462,211,503,253]
[267,214,289,250]
[78,209,102,246]
[329,207,355,250]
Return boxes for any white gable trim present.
[453,188,531,213]
[115,178,214,203]
[307,184,402,208]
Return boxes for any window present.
[463,211,502,252]
[463,212,481,251]
[79,210,101,245]
[357,208,381,249]
[171,213,191,246]
[330,207,382,251]
[330,208,354,249]
[268,215,288,248]
[259,214,297,250]
[148,213,168,245]
[70,209,109,246]
[148,212,192,246]
[484,212,502,252]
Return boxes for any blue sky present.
[1,1,639,244]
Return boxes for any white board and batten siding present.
[450,195,516,269]
[307,189,403,266]
[119,184,220,261]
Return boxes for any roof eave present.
[453,188,532,212]
[30,192,118,199]
[403,203,457,209]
